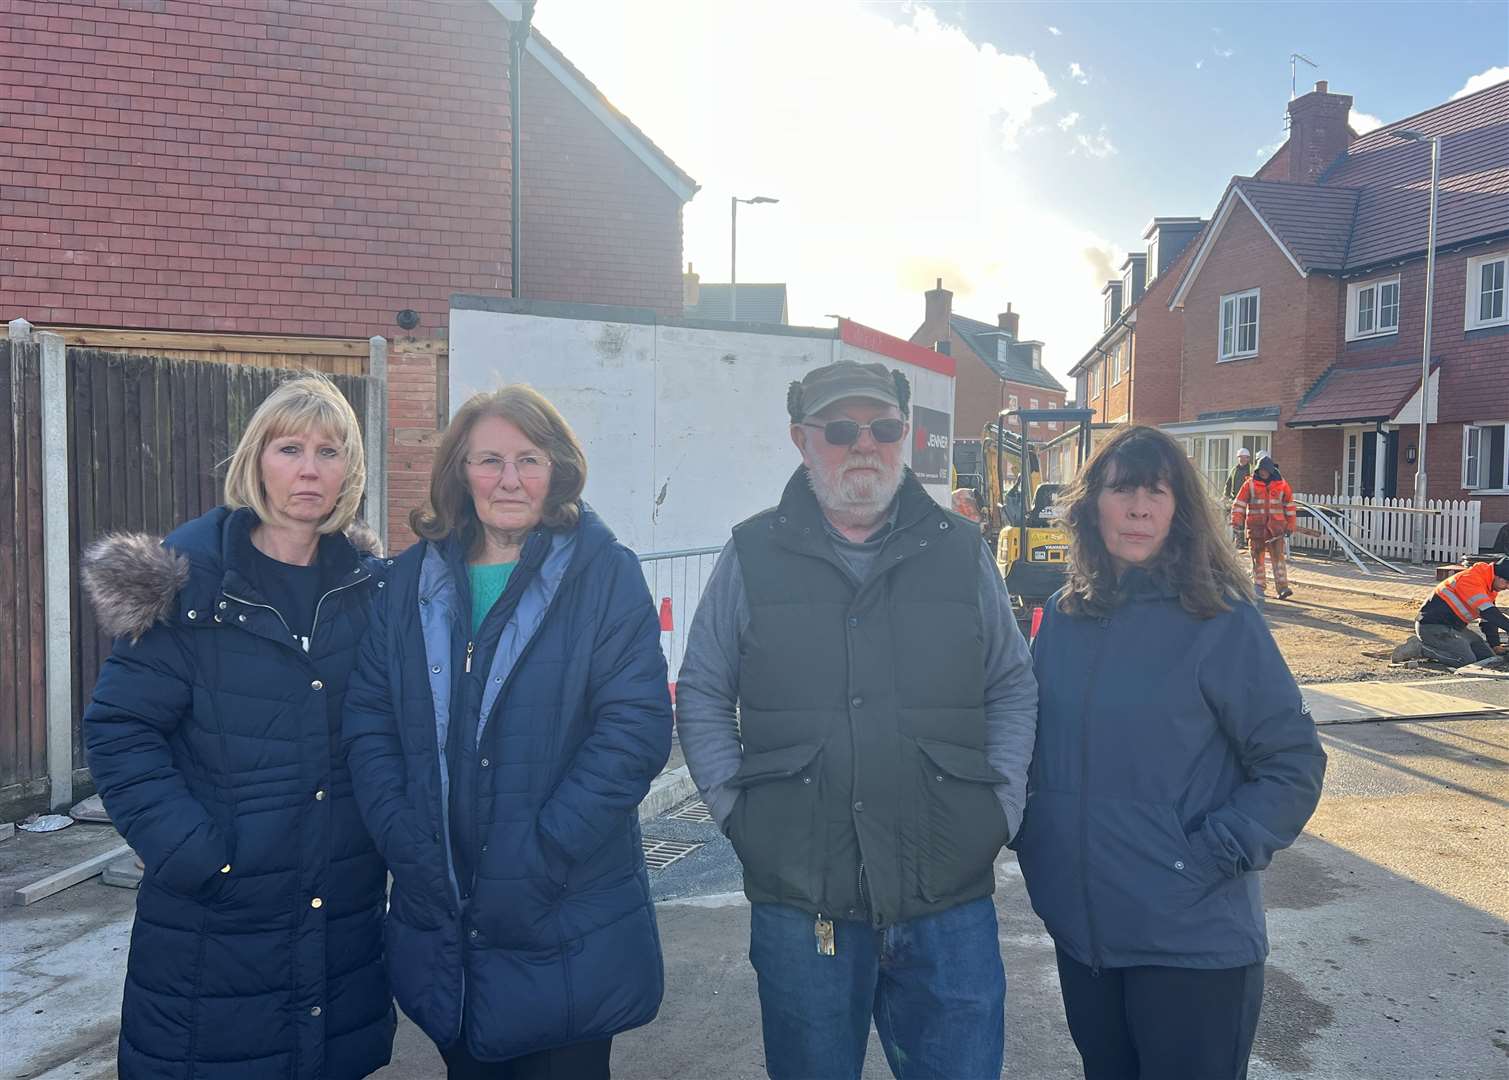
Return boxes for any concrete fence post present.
[366,336,390,555]
[9,317,33,341]
[37,332,74,810]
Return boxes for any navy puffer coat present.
[342,505,672,1061]
[82,507,395,1080]
[1016,573,1326,971]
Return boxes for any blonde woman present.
[82,375,395,1079]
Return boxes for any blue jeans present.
[749,898,1005,1080]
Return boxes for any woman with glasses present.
[343,385,673,1079]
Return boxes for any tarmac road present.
[6,715,1506,1080]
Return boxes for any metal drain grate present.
[666,798,715,823]
[642,837,702,870]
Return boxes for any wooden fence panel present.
[0,341,47,802]
[65,352,378,734]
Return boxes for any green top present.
[467,561,517,635]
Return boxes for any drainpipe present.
[509,2,536,297]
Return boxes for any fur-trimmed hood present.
[83,510,383,643]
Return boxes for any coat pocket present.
[727,743,823,900]
[915,739,1009,903]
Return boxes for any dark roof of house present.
[950,315,1066,392]
[1197,406,1282,422]
[1175,79,1509,304]
[683,284,789,324]
[1323,78,1509,269]
[1233,180,1362,271]
[1288,358,1431,426]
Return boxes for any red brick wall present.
[1127,249,1189,426]
[1178,201,1342,476]
[385,340,443,552]
[0,0,512,337]
[519,52,685,316]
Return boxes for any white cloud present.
[1349,108,1383,134]
[1254,137,1284,161]
[532,1,1113,386]
[1213,46,1234,58]
[1047,24,1062,36]
[1068,61,1089,84]
[1073,128,1117,159]
[1057,111,1081,131]
[1454,66,1509,99]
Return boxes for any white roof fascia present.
[1168,186,1306,310]
[488,1,697,203]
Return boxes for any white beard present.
[807,453,904,526]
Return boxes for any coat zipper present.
[464,640,474,673]
[1080,615,1113,975]
[225,573,369,654]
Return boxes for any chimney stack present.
[924,278,954,334]
[998,303,1020,339]
[1286,80,1354,184]
[682,262,700,309]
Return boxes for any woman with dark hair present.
[342,385,672,1079]
[1014,425,1326,1080]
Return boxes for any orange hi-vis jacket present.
[1429,561,1501,626]
[1231,476,1297,539]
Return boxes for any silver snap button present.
[469,928,479,939]
[386,559,394,566]
[1174,860,1185,870]
[187,610,197,620]
[494,676,502,684]
[377,581,385,588]
[935,774,944,782]
[939,521,950,530]
[480,758,490,768]
[919,539,928,547]
[310,1006,321,1017]
[314,790,326,801]
[238,614,247,623]
[213,615,222,623]
[432,665,442,674]
[311,680,323,691]
[420,598,429,606]
[218,601,227,610]
[802,776,811,784]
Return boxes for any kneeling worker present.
[1415,556,1509,666]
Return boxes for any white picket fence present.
[1290,494,1481,564]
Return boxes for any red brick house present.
[1,0,697,546]
[1069,218,1203,428]
[908,281,1067,477]
[1164,79,1509,541]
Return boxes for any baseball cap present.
[786,360,910,422]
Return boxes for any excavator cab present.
[992,408,1095,631]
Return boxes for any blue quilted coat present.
[342,504,672,1061]
[81,506,395,1079]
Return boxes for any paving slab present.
[1303,681,1505,724]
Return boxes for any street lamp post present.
[731,195,779,321]
[1392,128,1440,563]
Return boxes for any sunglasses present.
[803,418,906,446]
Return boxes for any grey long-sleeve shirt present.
[674,534,1039,839]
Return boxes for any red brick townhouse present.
[1,0,697,546]
[1163,79,1509,540]
[908,281,1067,477]
[1068,217,1203,427]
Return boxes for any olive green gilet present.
[728,468,1007,928]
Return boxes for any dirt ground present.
[1263,582,1429,683]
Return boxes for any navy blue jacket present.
[82,507,395,1079]
[342,505,673,1061]
[1016,575,1326,970]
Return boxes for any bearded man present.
[676,359,1039,1080]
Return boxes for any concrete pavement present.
[6,715,1506,1080]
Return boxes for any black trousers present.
[1055,947,1264,1080]
[441,1037,613,1080]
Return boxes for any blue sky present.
[536,1,1507,387]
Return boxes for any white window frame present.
[1345,275,1401,341]
[1466,252,1509,331]
[1029,398,1040,411]
[1008,394,1019,411]
[1462,422,1509,492]
[1111,343,1123,386]
[1218,288,1260,361]
[1146,237,1159,285]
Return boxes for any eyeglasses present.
[803,418,906,446]
[464,453,552,481]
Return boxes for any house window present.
[1008,394,1019,411]
[1111,344,1123,386]
[1467,253,1509,330]
[1463,423,1509,490]
[1146,237,1159,284]
[1347,276,1400,340]
[1219,288,1260,360]
[1030,398,1039,410]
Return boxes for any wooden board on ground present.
[0,822,13,843]
[10,842,132,905]
[1303,682,1504,725]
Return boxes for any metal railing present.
[638,546,722,687]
